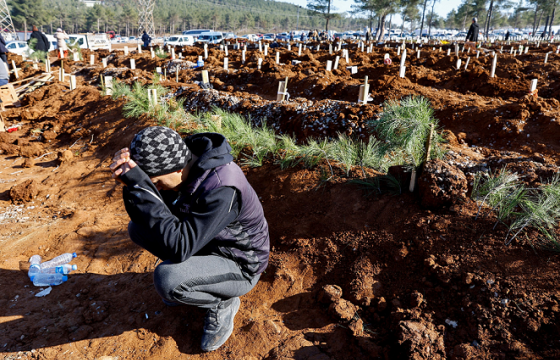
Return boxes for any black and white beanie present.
[130,126,191,177]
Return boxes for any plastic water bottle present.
[28,255,42,278]
[40,264,77,275]
[31,273,68,287]
[40,252,77,270]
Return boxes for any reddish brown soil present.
[1,41,560,360]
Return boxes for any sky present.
[281,0,465,21]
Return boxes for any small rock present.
[22,158,35,168]
[58,150,74,164]
[318,285,343,304]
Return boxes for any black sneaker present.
[201,297,241,352]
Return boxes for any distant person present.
[300,32,305,42]
[141,31,151,47]
[0,33,7,63]
[28,26,49,52]
[55,28,69,59]
[465,17,479,51]
[0,54,9,86]
[366,28,370,42]
[109,127,270,353]
[289,32,294,41]
[505,30,510,41]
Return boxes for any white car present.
[45,34,58,51]
[197,32,224,44]
[6,41,32,55]
[164,35,194,46]
[242,34,258,41]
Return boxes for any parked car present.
[241,34,258,41]
[453,32,467,39]
[197,31,224,44]
[128,36,137,43]
[106,31,116,38]
[45,34,58,51]
[276,32,290,41]
[333,32,347,40]
[223,32,236,39]
[6,40,31,55]
[164,35,194,46]
[262,34,275,41]
[182,29,211,40]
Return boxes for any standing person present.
[55,28,69,59]
[300,32,305,42]
[0,54,9,86]
[0,33,7,63]
[505,30,510,41]
[365,28,370,42]
[28,26,50,52]
[141,31,151,48]
[465,17,479,51]
[109,127,270,353]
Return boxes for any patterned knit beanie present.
[130,126,191,177]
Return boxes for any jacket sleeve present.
[120,166,239,263]
[42,33,49,48]
[466,25,473,41]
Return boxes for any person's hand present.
[110,148,137,184]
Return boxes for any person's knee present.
[153,261,183,302]
[128,221,146,246]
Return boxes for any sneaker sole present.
[202,297,241,352]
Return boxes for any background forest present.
[6,0,559,37]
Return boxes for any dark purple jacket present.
[121,132,269,278]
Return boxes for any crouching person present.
[110,127,270,352]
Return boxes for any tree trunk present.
[388,14,392,37]
[532,4,539,35]
[428,0,436,36]
[549,7,557,37]
[543,15,550,36]
[462,5,469,31]
[485,0,494,37]
[420,0,428,38]
[536,9,544,35]
[377,13,387,41]
[23,19,26,40]
[325,0,331,31]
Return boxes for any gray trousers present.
[129,221,260,309]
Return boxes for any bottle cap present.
[62,276,68,282]
[29,264,41,271]
[72,252,77,258]
[71,265,77,270]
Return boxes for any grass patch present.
[155,48,169,59]
[472,170,560,251]
[110,80,187,128]
[369,96,445,170]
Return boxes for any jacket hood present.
[185,132,233,172]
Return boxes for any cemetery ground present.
[1,41,560,359]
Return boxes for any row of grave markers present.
[41,37,555,102]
